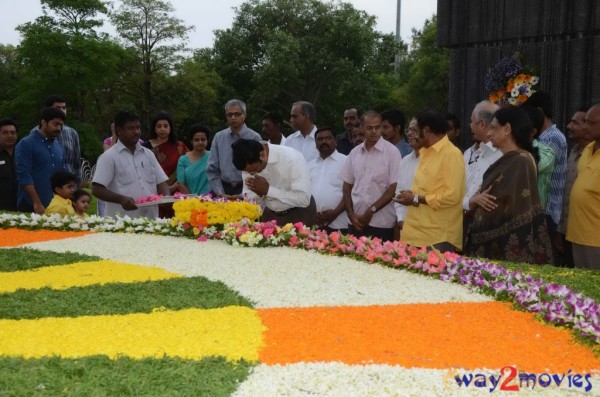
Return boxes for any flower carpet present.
[1,221,600,395]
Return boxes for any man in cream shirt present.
[308,127,349,234]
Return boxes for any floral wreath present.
[484,53,539,107]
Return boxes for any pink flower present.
[197,236,208,242]
[263,228,274,238]
[428,251,441,266]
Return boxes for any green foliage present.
[0,356,253,397]
[0,45,22,120]
[69,120,102,161]
[210,0,405,129]
[42,0,108,35]
[0,276,254,319]
[0,249,100,272]
[154,53,226,137]
[393,16,450,117]
[6,0,128,138]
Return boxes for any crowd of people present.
[1,93,599,269]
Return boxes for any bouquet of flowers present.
[171,195,261,236]
[484,53,539,106]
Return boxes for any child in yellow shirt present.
[72,189,91,218]
[45,171,76,216]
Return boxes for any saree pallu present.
[465,150,553,264]
[143,140,189,218]
[176,151,210,195]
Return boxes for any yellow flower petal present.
[0,261,182,293]
[0,307,263,361]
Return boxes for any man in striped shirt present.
[526,91,567,265]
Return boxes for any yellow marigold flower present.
[0,261,181,293]
[0,307,264,361]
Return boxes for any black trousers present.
[262,196,317,227]
[347,224,394,242]
[222,181,243,195]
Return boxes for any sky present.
[0,0,438,49]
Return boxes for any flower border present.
[1,212,598,343]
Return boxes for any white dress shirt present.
[463,141,502,210]
[308,150,349,229]
[268,135,287,145]
[93,141,168,218]
[394,151,420,222]
[242,144,311,211]
[463,143,481,168]
[284,125,319,163]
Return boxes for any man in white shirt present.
[285,101,319,162]
[262,113,286,145]
[308,127,349,234]
[92,110,169,219]
[393,118,421,238]
[232,138,316,227]
[463,100,502,213]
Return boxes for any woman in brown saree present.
[464,107,552,264]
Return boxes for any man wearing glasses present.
[207,99,261,196]
[0,118,18,211]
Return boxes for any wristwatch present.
[370,205,377,213]
[413,195,419,206]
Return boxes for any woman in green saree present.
[177,125,211,195]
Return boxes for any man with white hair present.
[463,100,502,214]
[207,99,261,196]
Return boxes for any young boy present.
[45,171,77,216]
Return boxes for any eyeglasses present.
[226,112,243,118]
[0,130,17,135]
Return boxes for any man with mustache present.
[92,110,169,219]
[308,127,349,234]
[556,107,591,266]
[15,107,66,214]
[342,110,402,241]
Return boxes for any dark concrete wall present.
[437,0,600,149]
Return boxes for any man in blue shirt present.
[16,107,66,214]
[30,95,81,184]
[207,99,261,196]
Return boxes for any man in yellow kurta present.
[395,110,466,252]
[566,103,600,269]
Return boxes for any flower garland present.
[1,212,599,343]
[484,53,539,106]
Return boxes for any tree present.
[110,0,193,131]
[0,45,22,118]
[393,16,450,117]
[210,0,404,128]
[153,50,226,138]
[7,0,126,159]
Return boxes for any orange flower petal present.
[0,229,91,247]
[258,302,600,373]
